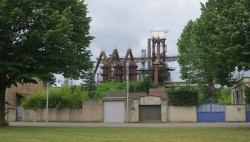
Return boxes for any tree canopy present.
[0,0,93,126]
[177,0,250,102]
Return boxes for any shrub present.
[244,85,250,103]
[21,84,89,108]
[94,76,160,98]
[167,84,199,106]
[217,88,231,105]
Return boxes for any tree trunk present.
[208,79,216,103]
[0,75,7,127]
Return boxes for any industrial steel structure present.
[94,30,177,86]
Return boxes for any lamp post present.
[46,82,49,123]
[126,63,129,123]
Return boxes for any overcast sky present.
[75,0,207,83]
[56,0,249,85]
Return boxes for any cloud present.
[56,0,209,85]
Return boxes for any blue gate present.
[246,104,250,122]
[197,103,225,122]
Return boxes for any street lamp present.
[126,63,129,123]
[46,82,49,123]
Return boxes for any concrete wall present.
[22,108,82,122]
[161,100,168,122]
[169,106,197,122]
[82,99,103,122]
[139,96,162,105]
[130,100,139,122]
[226,105,246,122]
[5,108,16,122]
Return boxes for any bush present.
[94,81,126,98]
[244,85,250,103]
[94,76,160,98]
[167,84,199,106]
[21,84,89,108]
[217,88,231,105]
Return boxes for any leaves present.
[21,83,89,108]
[177,0,250,101]
[166,84,199,106]
[0,0,94,87]
[94,76,159,98]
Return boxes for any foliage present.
[236,72,245,81]
[0,0,93,126]
[244,85,250,103]
[178,0,250,87]
[135,76,158,94]
[177,19,220,102]
[94,76,159,98]
[200,0,250,72]
[176,0,250,101]
[166,84,199,106]
[3,122,9,127]
[198,86,215,103]
[83,71,97,98]
[217,88,231,105]
[199,95,210,104]
[21,83,88,108]
[94,81,127,98]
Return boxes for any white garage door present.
[104,101,124,122]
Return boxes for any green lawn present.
[0,127,250,142]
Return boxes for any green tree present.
[167,84,199,106]
[217,88,231,105]
[0,0,93,126]
[201,0,250,72]
[244,85,250,103]
[177,19,221,102]
[177,1,245,102]
[83,70,97,98]
[135,76,158,94]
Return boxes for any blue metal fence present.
[197,103,225,122]
[246,104,250,122]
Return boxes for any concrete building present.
[5,78,43,109]
[231,77,250,104]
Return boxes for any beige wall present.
[130,100,139,122]
[82,99,103,122]
[22,108,82,122]
[5,108,16,122]
[226,105,246,122]
[5,78,43,108]
[139,96,162,105]
[169,106,197,122]
[161,100,168,122]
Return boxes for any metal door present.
[104,101,124,122]
[139,105,161,122]
[16,106,23,121]
[246,104,250,121]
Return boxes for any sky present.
[54,0,250,85]
[57,0,208,85]
[76,0,207,84]
[56,0,249,85]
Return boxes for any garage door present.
[139,105,161,122]
[104,101,124,122]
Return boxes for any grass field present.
[1,127,250,142]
